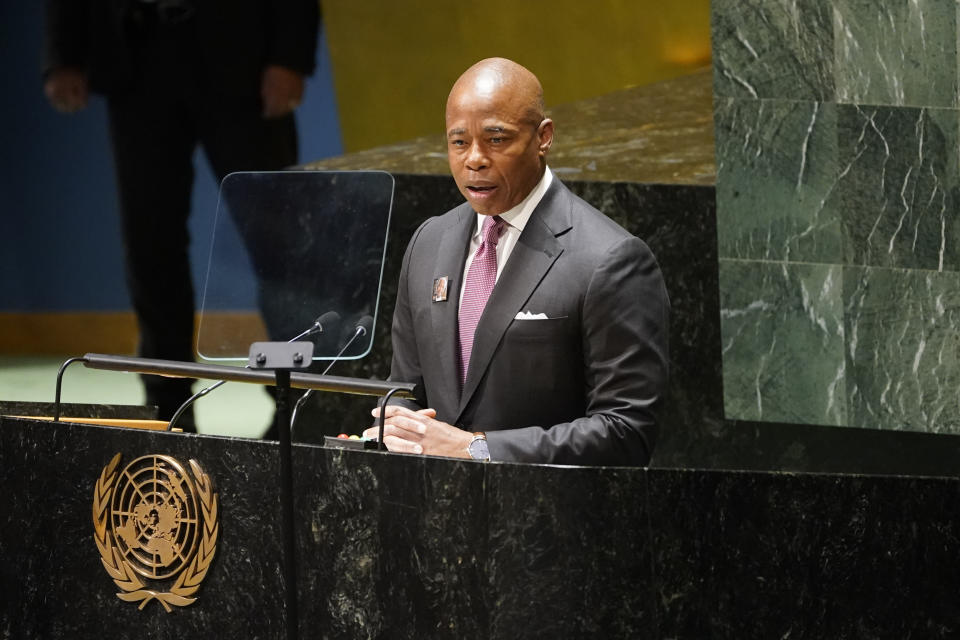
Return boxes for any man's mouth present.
[467,185,496,196]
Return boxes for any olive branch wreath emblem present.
[92,453,219,612]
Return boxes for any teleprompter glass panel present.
[196,171,394,361]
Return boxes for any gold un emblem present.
[93,453,219,611]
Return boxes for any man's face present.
[446,87,553,216]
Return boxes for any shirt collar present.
[473,167,553,236]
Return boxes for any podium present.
[3,414,959,638]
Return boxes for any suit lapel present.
[456,180,572,419]
[430,204,475,414]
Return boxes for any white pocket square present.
[515,311,549,320]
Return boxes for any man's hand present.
[261,65,304,119]
[364,406,473,459]
[44,68,89,113]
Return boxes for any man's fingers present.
[371,405,436,419]
[370,414,426,436]
[261,97,284,119]
[371,404,409,418]
[362,422,425,441]
[68,84,88,110]
[383,435,423,455]
[260,66,304,119]
[46,86,76,113]
[358,427,424,455]
[391,414,427,434]
[261,85,292,118]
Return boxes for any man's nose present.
[465,142,488,171]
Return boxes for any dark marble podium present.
[3,416,959,639]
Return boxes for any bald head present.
[444,58,554,215]
[446,58,545,129]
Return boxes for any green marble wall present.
[713,0,960,432]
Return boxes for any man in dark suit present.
[43,0,319,430]
[364,58,670,466]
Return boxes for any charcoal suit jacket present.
[388,175,670,466]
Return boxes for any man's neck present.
[481,167,552,231]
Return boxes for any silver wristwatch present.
[467,432,490,462]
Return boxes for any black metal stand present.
[273,368,298,640]
[53,356,88,422]
[248,341,313,640]
[377,387,407,452]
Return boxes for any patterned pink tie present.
[459,215,506,384]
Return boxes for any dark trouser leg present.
[107,93,197,426]
[200,106,297,178]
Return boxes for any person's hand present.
[261,65,304,119]
[364,406,473,458]
[44,68,89,113]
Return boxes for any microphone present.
[289,310,341,342]
[290,315,375,433]
[166,310,342,432]
[354,315,373,338]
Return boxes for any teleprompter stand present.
[249,341,313,640]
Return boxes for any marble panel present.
[485,464,655,637]
[844,266,960,433]
[720,259,846,426]
[650,468,960,638]
[712,0,834,100]
[0,418,286,639]
[295,447,487,639]
[715,98,842,262]
[836,104,960,271]
[833,0,958,107]
[655,417,960,476]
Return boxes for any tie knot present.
[482,215,506,246]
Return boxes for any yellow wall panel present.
[321,0,711,151]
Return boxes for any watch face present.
[468,437,490,460]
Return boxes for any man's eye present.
[490,137,503,144]
[450,140,466,146]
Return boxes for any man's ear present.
[537,118,554,156]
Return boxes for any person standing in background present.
[43,0,320,431]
